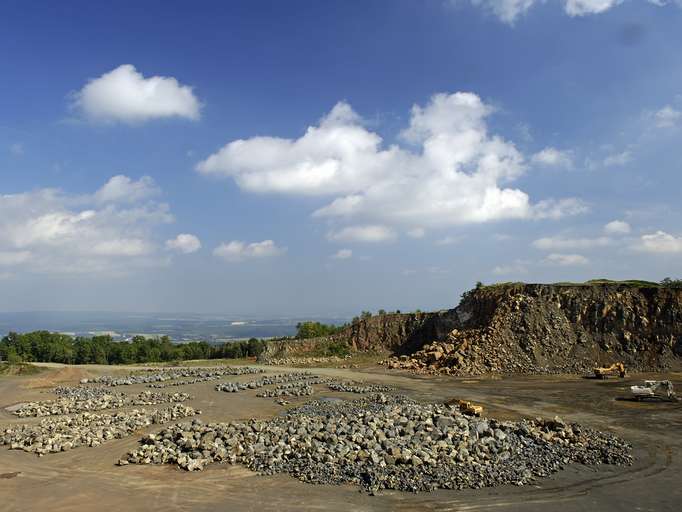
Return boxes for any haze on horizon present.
[1,0,682,317]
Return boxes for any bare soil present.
[1,363,680,512]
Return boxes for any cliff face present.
[388,283,682,374]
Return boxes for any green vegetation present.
[0,331,268,365]
[661,277,682,288]
[295,321,345,339]
[302,339,351,358]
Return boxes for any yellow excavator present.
[593,362,626,379]
[445,398,483,416]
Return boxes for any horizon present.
[2,1,682,316]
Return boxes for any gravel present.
[2,404,199,456]
[11,390,192,417]
[83,366,265,387]
[119,394,632,493]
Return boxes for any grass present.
[0,362,45,376]
[480,279,663,289]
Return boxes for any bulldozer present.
[445,398,483,416]
[593,362,626,379]
[630,380,678,402]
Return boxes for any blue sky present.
[1,0,682,316]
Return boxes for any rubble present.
[82,366,264,387]
[2,404,199,456]
[119,394,632,493]
[11,390,191,417]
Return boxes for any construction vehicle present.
[593,362,626,379]
[630,380,678,401]
[446,398,483,416]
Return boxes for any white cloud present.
[654,105,682,128]
[492,260,529,275]
[435,235,463,246]
[165,233,201,254]
[327,225,396,243]
[199,92,584,234]
[0,178,173,275]
[635,231,682,253]
[544,253,589,266]
[533,235,612,250]
[457,0,672,24]
[9,143,24,156]
[0,250,31,266]
[73,64,201,123]
[531,147,573,168]
[603,150,632,167]
[332,248,353,260]
[407,227,426,239]
[604,220,631,235]
[213,240,285,262]
[94,175,159,203]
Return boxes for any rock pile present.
[11,390,192,417]
[327,382,395,394]
[256,383,314,397]
[264,355,352,367]
[83,366,264,387]
[2,404,198,456]
[119,394,631,493]
[214,372,320,393]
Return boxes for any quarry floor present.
[0,363,681,512]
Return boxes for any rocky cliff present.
[386,282,682,375]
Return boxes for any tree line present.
[0,331,267,365]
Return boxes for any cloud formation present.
[165,233,202,254]
[0,178,173,274]
[604,220,631,234]
[327,225,396,243]
[533,235,612,250]
[94,175,159,203]
[531,147,573,168]
[654,105,682,128]
[635,231,682,253]
[332,248,353,259]
[458,0,677,24]
[544,253,590,266]
[74,64,201,123]
[198,92,584,239]
[213,240,285,262]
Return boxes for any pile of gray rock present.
[119,394,632,493]
[263,355,352,367]
[11,390,192,417]
[214,372,321,393]
[327,382,395,394]
[83,366,264,387]
[2,404,198,456]
[256,382,314,397]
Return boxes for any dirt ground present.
[1,363,681,512]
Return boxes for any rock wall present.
[387,283,682,374]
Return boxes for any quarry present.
[1,281,681,511]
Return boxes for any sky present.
[1,0,682,316]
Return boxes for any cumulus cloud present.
[533,235,612,250]
[456,0,673,24]
[544,253,589,266]
[0,178,173,275]
[407,228,426,239]
[73,64,201,123]
[531,147,573,168]
[604,220,631,235]
[654,105,682,128]
[198,92,584,236]
[635,231,682,253]
[213,240,285,262]
[327,225,396,243]
[492,260,529,275]
[94,175,159,203]
[331,248,353,260]
[165,233,201,254]
[435,235,463,246]
[602,150,632,167]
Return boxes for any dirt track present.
[1,364,681,512]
